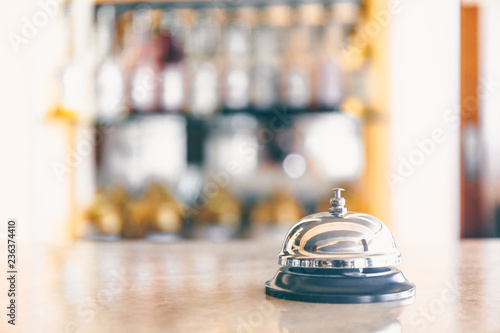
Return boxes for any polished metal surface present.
[329,187,347,217]
[269,188,411,303]
[278,190,401,268]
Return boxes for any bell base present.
[265,266,415,304]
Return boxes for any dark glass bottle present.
[158,9,187,113]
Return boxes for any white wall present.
[0,0,95,243]
[389,0,461,243]
[0,0,33,242]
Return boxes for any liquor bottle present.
[250,189,305,240]
[222,8,252,113]
[186,9,220,116]
[143,182,184,241]
[123,196,151,239]
[86,185,128,240]
[194,189,242,241]
[204,114,259,177]
[316,9,344,111]
[56,2,83,118]
[326,2,366,111]
[86,192,122,239]
[282,5,321,113]
[332,1,360,29]
[128,6,159,113]
[158,9,186,113]
[95,5,126,120]
[251,6,285,113]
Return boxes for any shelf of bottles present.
[87,0,368,241]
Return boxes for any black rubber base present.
[265,266,415,304]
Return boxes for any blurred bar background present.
[1,0,499,244]
[36,0,375,242]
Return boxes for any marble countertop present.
[4,239,500,332]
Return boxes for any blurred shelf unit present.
[83,0,370,240]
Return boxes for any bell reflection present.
[274,298,413,333]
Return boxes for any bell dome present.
[278,211,401,269]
